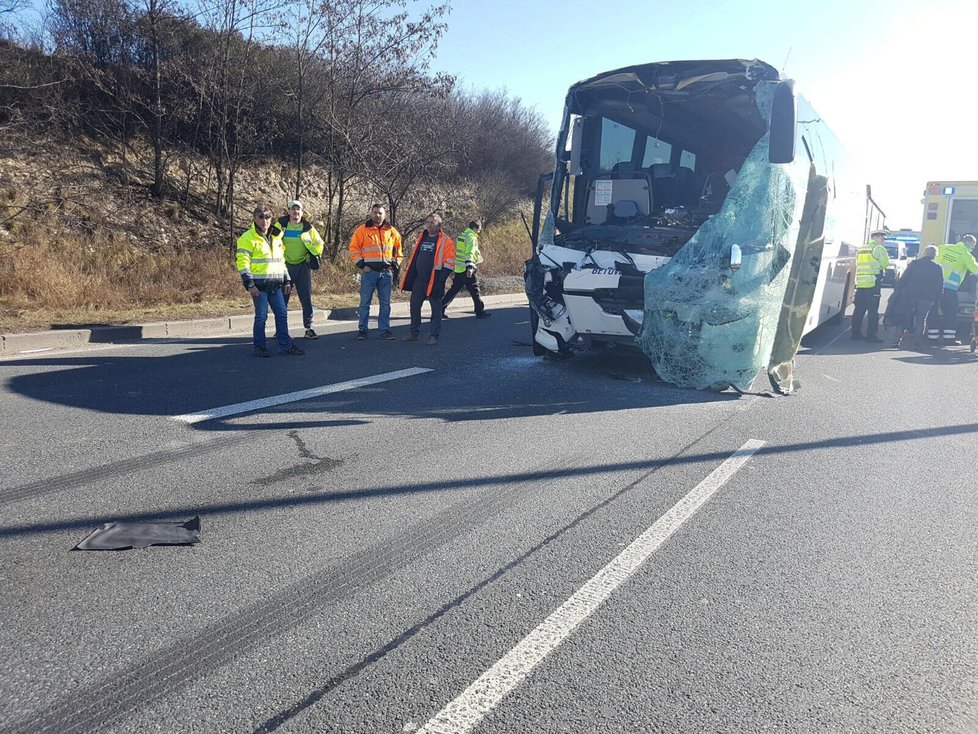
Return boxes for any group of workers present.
[238,207,977,358]
[852,229,978,349]
[235,201,489,356]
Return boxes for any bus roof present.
[563,59,785,148]
[567,59,781,98]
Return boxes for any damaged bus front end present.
[526,59,855,392]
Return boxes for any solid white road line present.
[172,367,433,424]
[418,439,766,734]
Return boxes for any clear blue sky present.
[425,0,978,229]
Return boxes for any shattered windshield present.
[636,80,812,391]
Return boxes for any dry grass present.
[0,136,532,333]
[0,215,530,333]
[478,217,535,277]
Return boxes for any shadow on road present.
[3,418,975,540]
[0,308,735,432]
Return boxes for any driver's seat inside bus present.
[584,162,652,224]
[699,156,746,213]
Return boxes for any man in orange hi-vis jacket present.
[349,203,403,340]
[400,213,455,346]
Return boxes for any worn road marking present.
[419,439,765,734]
[173,367,433,424]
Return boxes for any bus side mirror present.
[769,80,796,164]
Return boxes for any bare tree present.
[48,0,141,182]
[356,90,457,227]
[451,88,552,225]
[0,0,25,40]
[193,0,280,219]
[133,0,178,196]
[277,0,333,200]
[3,0,555,268]
[307,0,452,256]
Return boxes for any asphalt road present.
[2,298,978,734]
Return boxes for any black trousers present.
[409,287,444,337]
[441,270,485,315]
[284,261,314,329]
[852,286,881,337]
[926,288,960,341]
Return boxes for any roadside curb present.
[0,293,528,355]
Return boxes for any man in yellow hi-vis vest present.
[236,205,304,357]
[930,234,978,345]
[851,229,890,343]
[277,200,325,340]
[441,220,490,319]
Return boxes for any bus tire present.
[529,307,547,356]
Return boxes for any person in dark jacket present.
[894,244,943,348]
[400,213,455,345]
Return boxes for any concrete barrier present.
[89,323,170,342]
[2,329,92,353]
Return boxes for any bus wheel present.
[529,307,547,356]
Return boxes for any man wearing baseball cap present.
[851,229,890,344]
[274,200,325,339]
[236,205,304,357]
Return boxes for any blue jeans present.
[285,261,314,329]
[358,269,392,332]
[253,287,294,352]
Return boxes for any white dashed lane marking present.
[419,439,766,734]
[173,367,433,424]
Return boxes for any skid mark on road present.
[253,438,763,731]
[2,450,582,734]
[419,439,765,734]
[0,435,252,508]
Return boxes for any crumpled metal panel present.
[637,82,811,390]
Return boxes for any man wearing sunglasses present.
[236,206,305,357]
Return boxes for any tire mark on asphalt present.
[4,421,973,540]
[250,430,726,732]
[1,453,594,734]
[0,436,252,508]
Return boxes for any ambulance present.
[921,182,978,338]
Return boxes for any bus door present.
[948,197,978,336]
[947,197,978,243]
